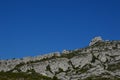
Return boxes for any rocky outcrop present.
[89,36,103,46]
[0,37,120,80]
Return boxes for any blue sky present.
[0,0,120,59]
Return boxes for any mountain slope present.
[0,36,120,80]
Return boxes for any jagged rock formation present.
[0,36,120,80]
[89,36,103,46]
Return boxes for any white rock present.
[89,36,103,46]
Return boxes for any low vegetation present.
[0,71,53,80]
[107,62,120,71]
[83,76,120,80]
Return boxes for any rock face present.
[0,37,120,80]
[89,36,103,46]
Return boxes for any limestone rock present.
[89,36,103,46]
[62,50,71,54]
[0,37,120,80]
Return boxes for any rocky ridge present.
[0,36,120,80]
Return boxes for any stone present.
[62,50,70,54]
[89,36,103,46]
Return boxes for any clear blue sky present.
[0,0,120,59]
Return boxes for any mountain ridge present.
[0,36,120,80]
